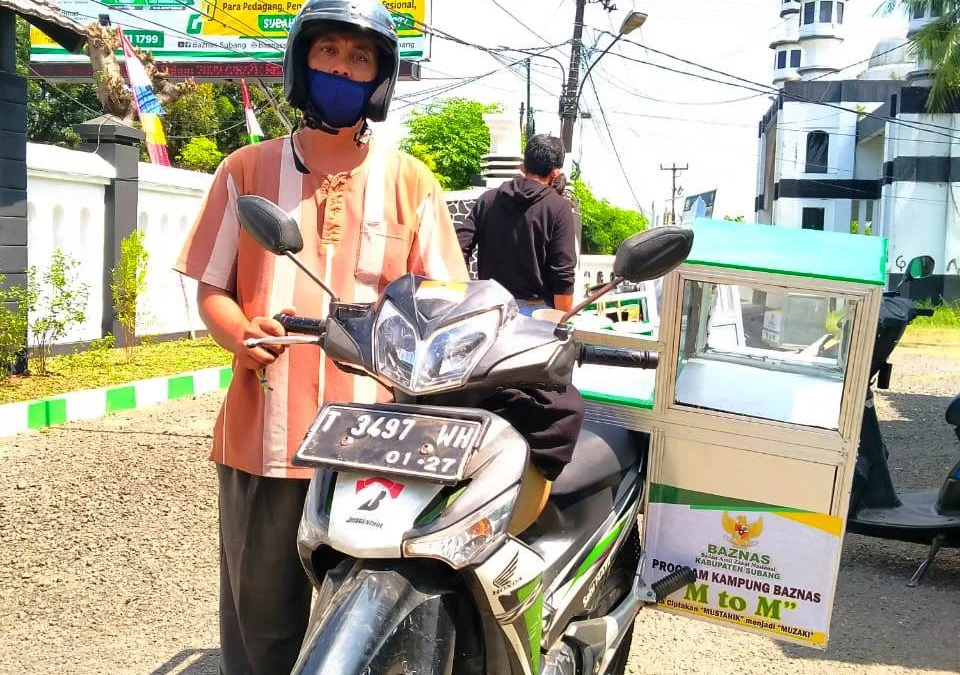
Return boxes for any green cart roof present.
[684,219,888,285]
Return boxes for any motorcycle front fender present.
[291,558,478,675]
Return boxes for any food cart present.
[572,218,887,648]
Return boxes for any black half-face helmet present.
[283,0,400,123]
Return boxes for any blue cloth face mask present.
[307,68,376,128]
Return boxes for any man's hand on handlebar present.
[237,306,295,371]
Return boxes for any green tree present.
[12,251,89,376]
[723,214,746,222]
[16,18,100,147]
[0,274,29,378]
[164,84,220,160]
[572,179,648,254]
[176,137,225,173]
[400,98,502,190]
[110,230,150,358]
[16,20,298,167]
[882,1,960,111]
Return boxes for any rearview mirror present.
[237,195,304,255]
[235,195,340,301]
[613,226,695,283]
[905,255,935,281]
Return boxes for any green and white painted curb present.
[0,366,233,439]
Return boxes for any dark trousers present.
[217,464,312,675]
[480,385,585,481]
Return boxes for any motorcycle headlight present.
[374,302,418,388]
[374,303,501,394]
[402,485,519,569]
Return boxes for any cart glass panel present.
[674,280,856,430]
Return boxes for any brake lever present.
[243,336,324,348]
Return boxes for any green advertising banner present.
[31,0,431,63]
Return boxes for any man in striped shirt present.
[174,1,467,672]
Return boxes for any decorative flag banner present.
[241,79,265,145]
[118,28,171,166]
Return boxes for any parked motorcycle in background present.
[842,255,960,586]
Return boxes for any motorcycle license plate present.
[294,404,487,484]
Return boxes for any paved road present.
[0,348,957,675]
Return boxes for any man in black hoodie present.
[457,134,582,535]
[458,134,578,314]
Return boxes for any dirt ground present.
[0,347,957,675]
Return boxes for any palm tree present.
[884,1,960,112]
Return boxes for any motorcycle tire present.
[605,628,635,675]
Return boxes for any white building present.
[756,1,960,300]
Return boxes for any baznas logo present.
[722,512,763,549]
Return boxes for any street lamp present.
[560,10,647,153]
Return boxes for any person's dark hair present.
[524,134,564,178]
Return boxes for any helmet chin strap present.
[291,106,372,175]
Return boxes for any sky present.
[373,0,910,220]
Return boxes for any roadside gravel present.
[0,347,956,675]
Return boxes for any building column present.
[0,8,29,374]
[73,115,145,345]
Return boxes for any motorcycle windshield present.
[291,561,459,675]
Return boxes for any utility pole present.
[525,58,534,141]
[660,163,688,225]
[559,0,587,154]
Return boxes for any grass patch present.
[913,300,960,329]
[900,301,960,352]
[0,337,232,405]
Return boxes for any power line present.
[607,35,960,141]
[585,68,643,210]
[166,0,285,52]
[27,68,101,116]
[484,0,555,47]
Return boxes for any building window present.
[932,0,944,17]
[803,1,815,24]
[837,1,844,23]
[866,199,875,224]
[790,49,801,67]
[820,0,833,22]
[802,208,825,231]
[910,3,924,19]
[805,131,829,173]
[777,50,787,69]
[850,199,860,224]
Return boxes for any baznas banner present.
[643,484,844,649]
[30,0,432,64]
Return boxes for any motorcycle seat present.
[550,421,645,498]
[945,392,960,426]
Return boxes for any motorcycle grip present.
[579,346,659,369]
[651,566,698,601]
[915,308,935,317]
[274,313,326,336]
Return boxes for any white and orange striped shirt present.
[174,134,469,479]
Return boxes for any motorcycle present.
[236,194,698,675]
[843,254,960,586]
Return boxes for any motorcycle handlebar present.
[579,346,659,369]
[914,308,935,318]
[274,313,327,336]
